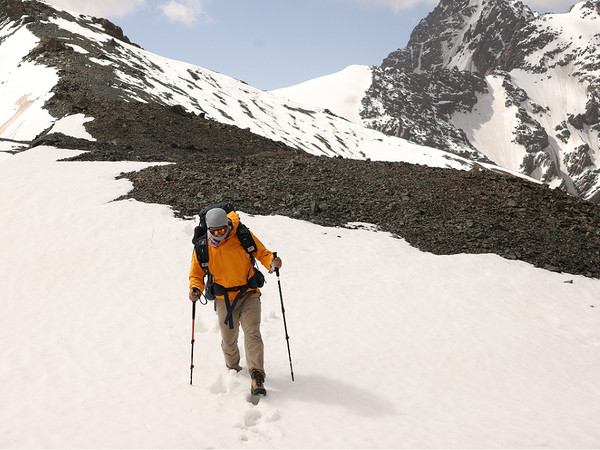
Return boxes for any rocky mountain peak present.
[382,0,534,75]
[574,0,600,14]
[0,0,138,46]
[367,0,600,206]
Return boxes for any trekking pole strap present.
[273,251,280,277]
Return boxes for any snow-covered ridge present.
[271,65,373,125]
[0,0,475,172]
[97,40,470,168]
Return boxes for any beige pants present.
[215,291,264,376]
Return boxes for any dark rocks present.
[28,36,66,55]
[381,0,534,75]
[91,17,139,48]
[555,121,571,143]
[3,0,56,23]
[55,99,600,280]
[564,144,594,175]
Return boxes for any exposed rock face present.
[90,17,140,47]
[4,0,55,23]
[367,0,600,203]
[382,0,534,74]
[2,0,137,45]
[29,35,67,55]
[362,67,488,160]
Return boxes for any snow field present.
[1,146,599,448]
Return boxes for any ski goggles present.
[209,226,229,237]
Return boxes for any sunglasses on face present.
[209,226,229,237]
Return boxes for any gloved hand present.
[271,256,282,270]
[189,287,201,302]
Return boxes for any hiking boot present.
[250,370,266,396]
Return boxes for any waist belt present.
[211,269,265,329]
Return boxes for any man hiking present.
[188,206,282,396]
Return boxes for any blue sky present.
[46,0,576,91]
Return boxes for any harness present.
[205,267,265,329]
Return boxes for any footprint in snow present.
[237,406,283,443]
[244,409,262,427]
[209,376,227,394]
[209,370,241,394]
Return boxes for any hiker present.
[188,207,282,396]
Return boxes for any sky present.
[42,0,578,90]
[1,14,600,447]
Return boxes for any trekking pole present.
[273,252,294,381]
[190,299,197,385]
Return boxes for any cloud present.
[333,0,438,13]
[44,0,145,18]
[157,0,208,27]
[525,0,577,13]
[333,0,576,14]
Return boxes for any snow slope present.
[452,75,527,172]
[272,65,373,125]
[0,23,58,142]
[1,127,600,447]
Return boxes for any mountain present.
[280,0,600,203]
[3,0,600,280]
[364,0,600,202]
[381,0,534,74]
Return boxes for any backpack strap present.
[236,223,257,255]
[194,235,210,269]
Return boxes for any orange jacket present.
[189,211,274,302]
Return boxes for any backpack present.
[192,203,265,327]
